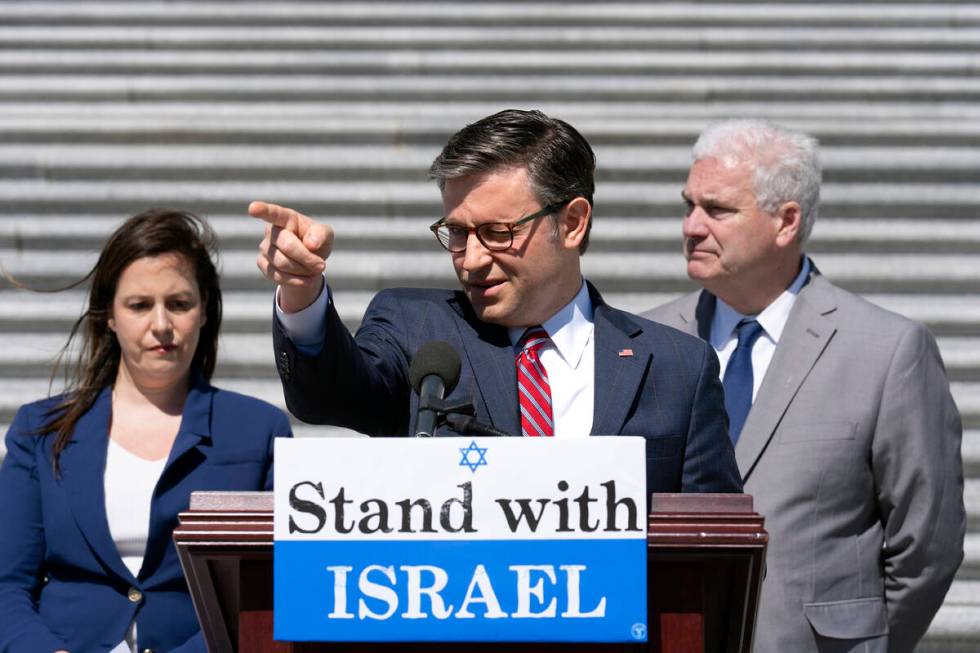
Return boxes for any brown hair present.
[429,109,597,253]
[39,208,222,472]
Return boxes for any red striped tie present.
[517,327,554,437]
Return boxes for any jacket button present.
[142,649,156,653]
[127,587,143,603]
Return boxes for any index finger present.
[249,200,305,231]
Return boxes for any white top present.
[104,438,167,578]
[276,278,596,437]
[709,257,811,401]
[104,438,167,653]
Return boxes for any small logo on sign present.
[631,622,647,640]
[458,440,488,473]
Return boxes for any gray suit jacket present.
[643,263,965,653]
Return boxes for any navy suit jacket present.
[0,374,292,653]
[273,283,741,495]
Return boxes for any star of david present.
[458,440,488,473]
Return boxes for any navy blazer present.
[273,283,741,495]
[0,374,292,653]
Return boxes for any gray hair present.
[692,119,821,244]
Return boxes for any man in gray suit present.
[643,119,965,652]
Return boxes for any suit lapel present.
[59,387,137,584]
[590,287,651,436]
[448,295,521,436]
[161,373,211,471]
[141,374,213,578]
[693,291,716,341]
[664,290,710,340]
[663,270,838,479]
[736,275,838,479]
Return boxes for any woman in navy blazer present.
[0,209,292,653]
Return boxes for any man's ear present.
[561,197,592,250]
[775,201,802,247]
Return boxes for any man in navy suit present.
[251,109,741,495]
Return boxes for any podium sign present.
[273,437,647,643]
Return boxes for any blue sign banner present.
[274,438,648,643]
[274,539,647,642]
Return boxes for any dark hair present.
[429,109,596,253]
[41,208,222,472]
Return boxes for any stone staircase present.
[0,2,977,649]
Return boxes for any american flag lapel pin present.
[618,348,634,357]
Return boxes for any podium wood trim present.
[174,492,766,653]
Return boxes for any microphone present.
[409,341,461,437]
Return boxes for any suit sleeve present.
[272,288,412,435]
[682,341,742,493]
[873,322,965,650]
[0,407,70,653]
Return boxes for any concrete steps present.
[0,3,977,26]
[3,114,978,150]
[0,180,976,216]
[2,74,980,104]
[0,26,978,51]
[1,144,979,182]
[2,51,979,76]
[0,1,976,649]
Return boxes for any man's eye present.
[683,201,695,216]
[446,226,468,237]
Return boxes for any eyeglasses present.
[429,200,571,253]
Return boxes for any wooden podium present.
[174,492,766,653]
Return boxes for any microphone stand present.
[416,395,515,437]
[443,413,514,438]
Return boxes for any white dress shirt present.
[276,279,596,437]
[709,257,811,401]
[508,280,595,439]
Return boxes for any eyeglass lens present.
[437,223,514,252]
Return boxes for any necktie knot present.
[735,319,764,348]
[518,326,550,354]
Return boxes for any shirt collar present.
[508,280,595,369]
[710,256,810,348]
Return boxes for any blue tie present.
[723,319,764,445]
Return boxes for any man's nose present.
[461,231,492,270]
[683,206,710,237]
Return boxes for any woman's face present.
[108,253,206,390]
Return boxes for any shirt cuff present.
[275,276,330,354]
